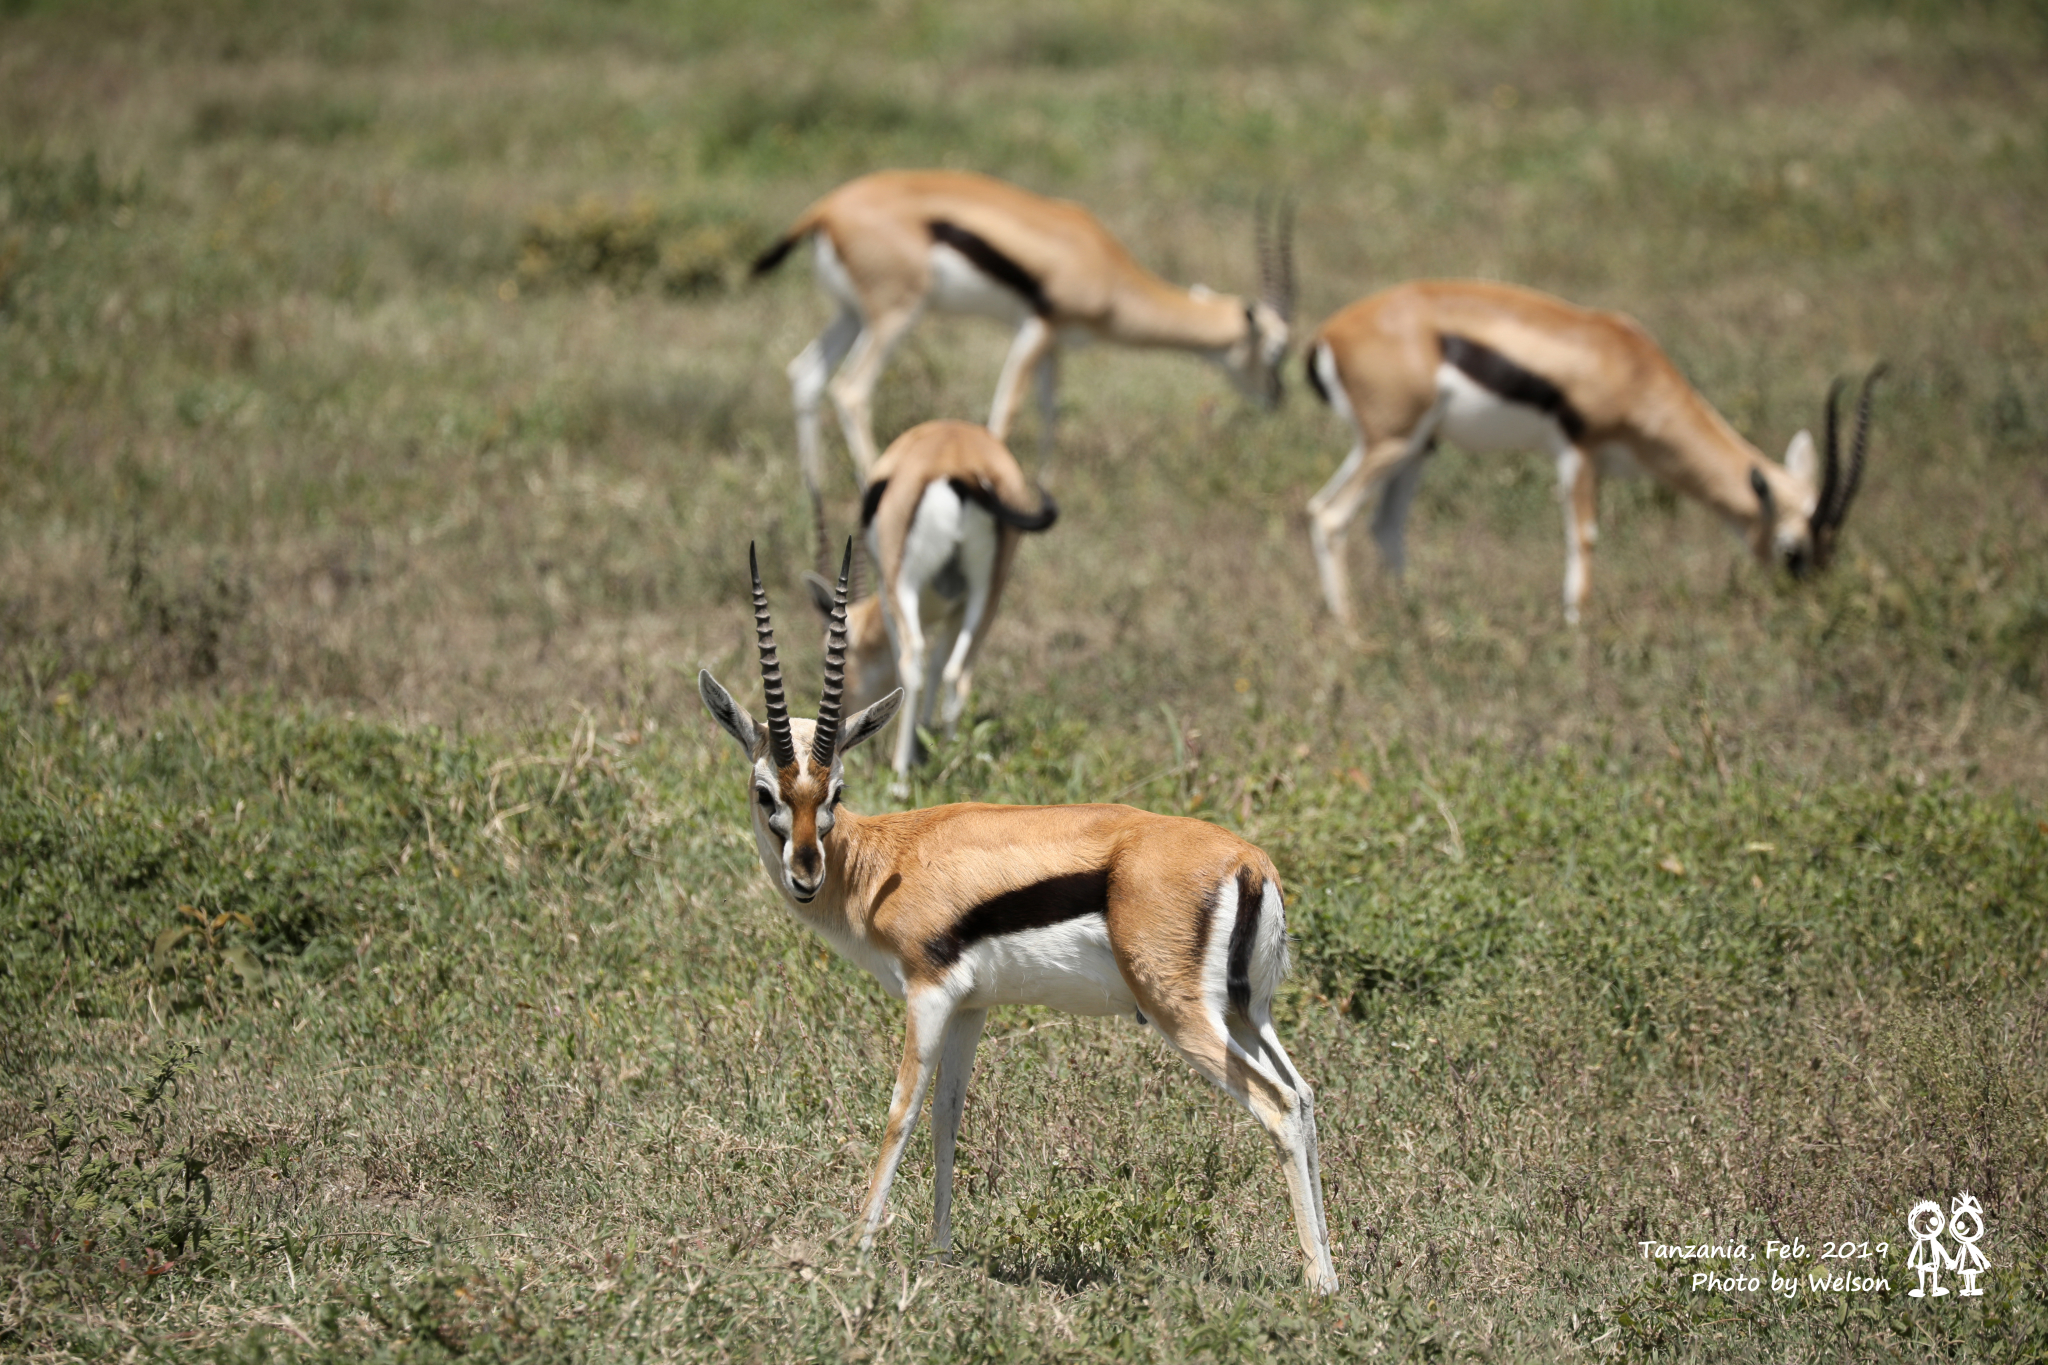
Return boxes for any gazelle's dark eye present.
[756,789,777,815]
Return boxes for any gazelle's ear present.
[698,669,759,756]
[1784,429,1818,486]
[802,571,835,619]
[837,688,903,755]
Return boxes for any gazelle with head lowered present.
[802,420,1057,789]
[1301,280,1883,627]
[698,545,1337,1294]
[752,169,1295,493]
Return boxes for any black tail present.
[1303,343,1331,407]
[751,232,803,277]
[949,478,1059,532]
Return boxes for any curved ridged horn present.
[848,532,868,605]
[1829,363,1884,531]
[811,538,853,767]
[750,542,797,770]
[1816,376,1845,531]
[1255,194,1296,322]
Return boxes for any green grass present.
[4,0,2048,1358]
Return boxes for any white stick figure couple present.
[1907,1193,1988,1298]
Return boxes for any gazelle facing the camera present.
[698,545,1337,1295]
[753,169,1295,491]
[804,420,1056,788]
[1302,279,1883,627]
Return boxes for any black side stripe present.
[929,220,1052,317]
[1304,344,1331,407]
[947,477,1060,532]
[1193,877,1225,986]
[1226,865,1263,1014]
[926,868,1109,970]
[860,478,889,528]
[1440,334,1588,442]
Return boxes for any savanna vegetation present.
[3,1,2046,1359]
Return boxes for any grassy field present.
[4,0,2047,1359]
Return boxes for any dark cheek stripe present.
[926,868,1110,970]
[1226,865,1263,1014]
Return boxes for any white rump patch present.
[899,480,997,605]
[811,234,862,312]
[1313,343,1356,425]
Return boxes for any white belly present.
[1435,363,1572,455]
[926,243,1032,321]
[956,915,1137,1016]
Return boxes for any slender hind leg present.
[1308,430,1429,629]
[1167,1011,1339,1294]
[1368,439,1435,575]
[789,307,862,498]
[986,316,1056,445]
[939,524,1000,732]
[829,306,921,482]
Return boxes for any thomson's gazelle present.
[804,420,1056,787]
[752,169,1295,490]
[698,545,1337,1294]
[1302,279,1883,627]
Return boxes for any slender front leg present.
[987,316,1055,443]
[1556,444,1599,625]
[859,990,954,1249]
[929,1006,989,1254]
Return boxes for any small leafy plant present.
[4,1044,217,1335]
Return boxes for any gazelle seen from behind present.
[698,545,1337,1294]
[752,169,1295,492]
[1302,279,1883,628]
[803,420,1057,788]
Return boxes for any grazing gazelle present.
[801,420,1057,787]
[698,544,1337,1294]
[1301,279,1883,627]
[752,169,1295,491]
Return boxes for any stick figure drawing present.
[1949,1193,1988,1296]
[1907,1200,1950,1298]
